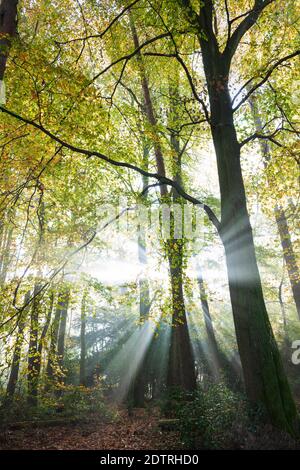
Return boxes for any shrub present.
[177,383,246,449]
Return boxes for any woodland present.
[0,0,299,451]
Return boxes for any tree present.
[249,94,300,319]
[129,13,196,392]
[178,0,298,433]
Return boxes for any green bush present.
[177,383,246,449]
[0,383,115,427]
[59,384,110,418]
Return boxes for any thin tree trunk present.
[80,291,87,386]
[6,291,31,400]
[132,143,151,406]
[27,283,41,406]
[35,291,54,379]
[167,76,196,392]
[57,288,70,380]
[197,264,221,380]
[196,264,240,387]
[249,95,300,319]
[130,15,196,392]
[0,225,13,285]
[46,296,63,382]
[167,240,196,391]
[278,275,289,349]
[185,0,299,433]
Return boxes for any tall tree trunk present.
[57,288,70,383]
[27,283,41,406]
[208,72,297,433]
[130,15,196,392]
[181,0,299,433]
[132,144,151,406]
[79,291,87,386]
[197,264,240,387]
[278,276,290,350]
[167,240,196,391]
[167,76,196,392]
[275,207,300,319]
[197,264,221,380]
[35,291,54,379]
[249,95,300,319]
[6,291,31,400]
[46,296,63,382]
[0,224,13,285]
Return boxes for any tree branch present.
[233,50,300,111]
[223,0,275,63]
[88,32,171,86]
[0,105,221,231]
[56,0,141,45]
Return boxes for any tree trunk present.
[46,296,62,382]
[57,288,70,381]
[275,207,300,319]
[167,240,196,391]
[197,263,221,380]
[132,144,151,406]
[249,95,300,319]
[166,77,196,392]
[35,291,54,379]
[130,15,196,393]
[0,224,13,285]
[6,291,31,400]
[27,283,41,406]
[197,35,298,432]
[79,291,87,386]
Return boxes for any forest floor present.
[0,407,183,450]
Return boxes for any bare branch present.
[240,131,283,148]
